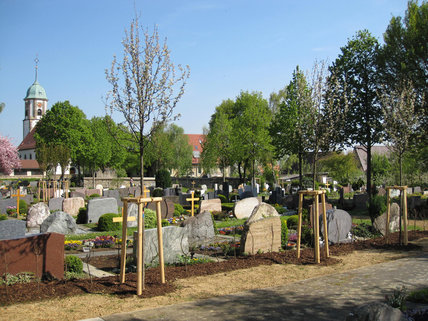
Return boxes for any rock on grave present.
[87,197,118,224]
[374,203,400,236]
[199,198,222,213]
[240,216,281,255]
[320,209,352,244]
[179,192,191,206]
[40,211,77,234]
[133,226,189,265]
[26,203,51,228]
[103,189,122,207]
[48,197,64,212]
[234,197,260,219]
[247,203,279,224]
[181,211,215,247]
[63,197,85,217]
[0,219,26,240]
[147,198,175,219]
[345,302,405,321]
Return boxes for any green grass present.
[65,227,138,241]
[215,218,246,228]
[407,288,428,303]
[352,218,422,231]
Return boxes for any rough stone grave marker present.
[234,197,260,219]
[0,219,26,240]
[320,209,352,244]
[40,211,77,234]
[27,202,50,228]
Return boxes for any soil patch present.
[1,230,426,308]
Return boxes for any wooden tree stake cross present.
[186,191,199,217]
[296,189,329,264]
[11,189,22,218]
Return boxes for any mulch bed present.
[1,230,427,306]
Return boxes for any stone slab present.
[199,199,222,213]
[234,197,260,219]
[87,197,118,224]
[48,197,64,212]
[374,203,400,236]
[240,216,281,255]
[181,211,215,247]
[103,189,123,207]
[63,197,85,217]
[0,219,26,240]
[147,198,175,219]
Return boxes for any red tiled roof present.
[186,134,205,165]
[18,159,40,170]
[17,127,37,151]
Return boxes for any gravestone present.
[126,203,138,228]
[234,197,260,219]
[0,220,26,240]
[413,186,422,194]
[147,198,175,219]
[63,197,85,217]
[342,185,351,194]
[390,189,400,198]
[283,194,299,209]
[244,185,257,197]
[240,216,281,255]
[119,188,130,198]
[206,191,215,200]
[48,197,64,212]
[87,197,118,224]
[199,198,222,213]
[164,188,176,197]
[86,188,102,197]
[179,192,191,206]
[164,195,179,205]
[40,211,77,234]
[201,184,207,191]
[240,191,255,200]
[70,191,85,199]
[373,203,400,236]
[320,209,352,244]
[95,184,103,191]
[353,194,369,210]
[133,226,189,264]
[103,189,122,207]
[269,187,284,204]
[181,211,215,247]
[309,202,333,225]
[222,182,230,200]
[0,198,19,214]
[247,203,279,224]
[26,202,50,228]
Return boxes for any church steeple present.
[23,57,48,139]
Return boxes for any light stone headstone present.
[390,190,400,198]
[201,184,207,191]
[181,211,215,247]
[95,184,103,191]
[320,209,352,244]
[234,197,260,219]
[373,203,400,236]
[413,186,422,194]
[40,211,77,234]
[199,198,222,213]
[26,202,51,228]
[0,219,26,240]
[87,197,118,224]
[103,189,122,207]
[240,216,281,255]
[48,197,64,212]
[63,197,85,217]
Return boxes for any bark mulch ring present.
[1,230,427,306]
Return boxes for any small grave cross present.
[325,182,330,189]
[11,189,22,217]
[186,191,199,217]
[191,180,196,189]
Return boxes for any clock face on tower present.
[37,102,42,107]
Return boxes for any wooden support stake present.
[119,202,129,284]
[321,191,329,258]
[137,202,144,295]
[156,201,165,284]
[296,192,303,258]
[403,188,408,245]
[314,194,320,264]
[386,189,391,244]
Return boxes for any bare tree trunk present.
[298,151,303,190]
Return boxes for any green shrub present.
[155,169,171,189]
[368,194,387,223]
[212,211,228,220]
[86,193,101,201]
[221,203,234,211]
[76,207,88,224]
[161,219,170,227]
[174,203,186,215]
[152,188,164,197]
[64,255,83,274]
[229,192,238,201]
[301,224,313,246]
[211,213,218,235]
[407,288,428,303]
[0,214,7,221]
[217,194,228,203]
[19,199,28,215]
[144,209,157,229]
[274,204,286,214]
[280,216,289,249]
[98,213,122,231]
[286,215,298,229]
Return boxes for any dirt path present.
[1,248,417,321]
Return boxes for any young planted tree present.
[105,16,190,195]
[379,81,421,185]
[0,136,20,175]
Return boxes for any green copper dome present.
[24,80,47,100]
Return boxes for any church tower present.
[23,58,48,139]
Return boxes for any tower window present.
[29,154,32,160]
[24,154,27,160]
[25,110,28,117]
[37,109,42,116]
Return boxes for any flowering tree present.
[0,136,20,175]
[105,16,190,195]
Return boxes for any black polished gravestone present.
[222,182,230,200]
[0,219,26,240]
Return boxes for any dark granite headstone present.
[0,220,26,240]
[147,198,175,219]
[240,191,254,200]
[320,209,352,244]
[222,182,230,200]
[413,186,422,194]
[179,192,191,206]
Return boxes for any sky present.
[0,0,408,147]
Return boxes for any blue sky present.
[0,0,408,146]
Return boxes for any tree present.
[379,81,421,185]
[201,99,235,181]
[34,101,94,178]
[0,136,20,175]
[329,30,382,200]
[166,124,192,176]
[318,152,362,185]
[270,66,312,189]
[105,16,190,194]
